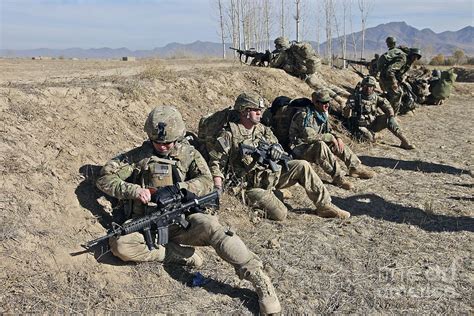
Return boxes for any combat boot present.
[394,131,416,150]
[245,268,281,315]
[164,242,203,268]
[349,166,375,179]
[332,175,354,190]
[315,203,351,219]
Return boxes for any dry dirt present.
[0,58,473,314]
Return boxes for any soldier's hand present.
[270,144,284,160]
[336,138,345,153]
[136,188,151,204]
[391,82,399,91]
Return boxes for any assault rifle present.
[240,141,292,172]
[83,190,219,250]
[229,47,271,67]
[339,57,370,67]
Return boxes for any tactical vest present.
[227,122,281,190]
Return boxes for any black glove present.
[152,185,181,208]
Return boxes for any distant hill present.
[317,21,474,59]
[1,22,472,59]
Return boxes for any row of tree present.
[214,0,373,64]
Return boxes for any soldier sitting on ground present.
[287,89,375,191]
[96,105,281,314]
[343,76,416,150]
[209,91,351,220]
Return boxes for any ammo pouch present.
[357,119,368,127]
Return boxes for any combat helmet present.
[274,36,290,49]
[361,76,377,87]
[144,105,186,143]
[409,48,422,59]
[234,92,265,112]
[385,36,396,48]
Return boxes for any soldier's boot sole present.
[349,166,375,179]
[316,204,351,219]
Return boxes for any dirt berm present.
[0,58,472,314]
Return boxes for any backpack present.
[284,42,321,76]
[268,96,313,151]
[197,107,240,157]
[377,47,406,75]
[431,68,457,100]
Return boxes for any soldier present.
[209,92,350,220]
[377,36,407,113]
[288,89,375,191]
[269,37,349,110]
[343,76,415,150]
[96,105,281,314]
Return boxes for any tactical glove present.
[270,144,284,160]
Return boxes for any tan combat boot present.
[332,175,354,190]
[315,203,351,219]
[395,131,416,150]
[246,268,281,315]
[349,166,375,179]
[164,242,203,268]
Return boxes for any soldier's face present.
[246,108,262,124]
[152,141,176,154]
[316,101,330,113]
[362,85,374,95]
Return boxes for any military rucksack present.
[284,42,321,77]
[377,47,407,75]
[430,68,457,100]
[197,107,240,157]
[268,96,313,151]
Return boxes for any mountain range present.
[1,22,472,59]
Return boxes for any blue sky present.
[1,0,472,50]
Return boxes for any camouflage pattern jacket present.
[346,91,394,125]
[288,107,336,148]
[378,47,407,86]
[209,122,281,190]
[96,140,213,216]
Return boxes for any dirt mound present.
[0,58,472,314]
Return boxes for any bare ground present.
[0,58,472,314]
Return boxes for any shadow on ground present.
[332,193,474,233]
[163,264,259,313]
[359,155,469,175]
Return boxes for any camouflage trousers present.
[379,77,402,114]
[110,213,262,278]
[292,141,361,179]
[245,160,331,221]
[355,114,401,141]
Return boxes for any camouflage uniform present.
[344,76,415,149]
[269,37,349,107]
[210,92,350,220]
[289,90,373,190]
[96,105,281,314]
[377,46,407,113]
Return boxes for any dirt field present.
[0,58,472,314]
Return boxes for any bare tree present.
[315,0,322,55]
[358,0,373,60]
[215,0,226,59]
[324,0,333,64]
[349,0,357,58]
[294,0,301,42]
[280,0,285,36]
[262,0,271,50]
[341,0,349,66]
